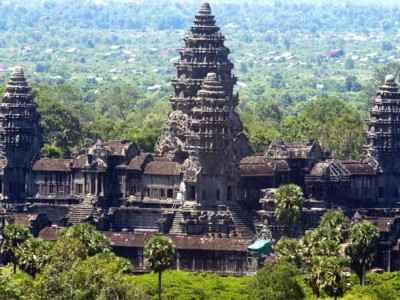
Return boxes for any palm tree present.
[322,256,350,300]
[1,224,31,274]
[306,255,350,299]
[318,210,350,243]
[15,238,52,278]
[60,223,110,256]
[346,221,379,285]
[305,256,324,298]
[274,238,302,268]
[273,184,304,236]
[144,236,175,300]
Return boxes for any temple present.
[1,3,400,274]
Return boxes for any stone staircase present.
[169,211,183,234]
[229,203,255,239]
[68,197,96,225]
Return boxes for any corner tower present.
[0,67,41,199]
[156,2,251,162]
[363,75,400,201]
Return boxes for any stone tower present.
[0,67,41,199]
[363,74,400,201]
[183,73,239,203]
[155,2,251,162]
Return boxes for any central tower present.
[155,2,251,163]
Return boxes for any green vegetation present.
[133,271,249,300]
[0,221,394,300]
[273,210,382,299]
[247,262,305,300]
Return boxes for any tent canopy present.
[248,239,272,258]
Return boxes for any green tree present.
[274,238,302,268]
[301,228,341,265]
[246,120,281,153]
[0,267,24,300]
[37,237,88,298]
[41,143,63,158]
[269,73,285,89]
[284,97,365,159]
[35,97,84,156]
[306,255,350,299]
[345,75,362,92]
[60,223,110,256]
[346,221,380,286]
[318,210,350,243]
[322,256,351,300]
[274,184,304,235]
[255,102,283,124]
[35,246,146,300]
[1,224,31,274]
[381,41,393,51]
[281,115,313,143]
[345,58,355,70]
[247,262,305,300]
[94,83,142,121]
[15,238,52,279]
[144,236,175,300]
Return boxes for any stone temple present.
[1,3,400,274]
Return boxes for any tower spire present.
[155,3,251,161]
[0,67,41,198]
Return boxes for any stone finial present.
[199,2,211,14]
[385,74,396,84]
[11,66,25,79]
[13,66,24,76]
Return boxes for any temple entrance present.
[227,186,232,201]
[187,185,196,200]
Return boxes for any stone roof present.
[5,213,40,228]
[33,158,73,172]
[239,155,276,177]
[240,164,274,177]
[365,217,394,233]
[144,161,181,175]
[266,140,323,160]
[104,232,251,252]
[127,155,151,170]
[341,162,375,175]
[39,229,251,252]
[39,226,60,240]
[72,154,89,168]
[102,140,134,156]
[274,160,289,172]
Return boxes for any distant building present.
[326,48,344,57]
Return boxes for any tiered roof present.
[0,67,41,155]
[365,74,400,155]
[170,2,236,115]
[186,73,231,153]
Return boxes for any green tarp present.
[248,240,272,258]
